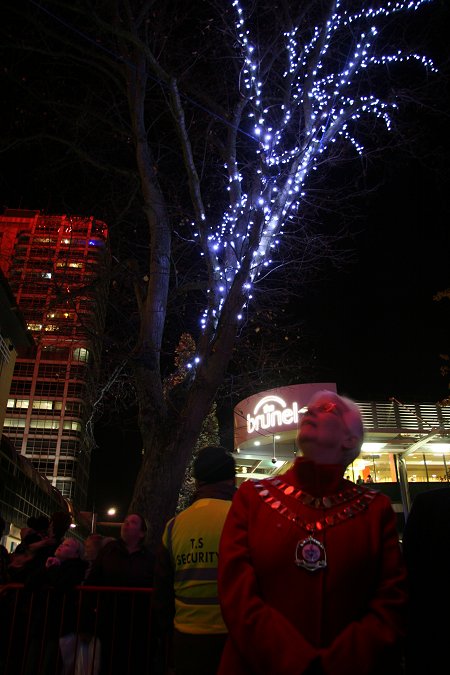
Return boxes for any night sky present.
[302,151,449,404]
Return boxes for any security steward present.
[153,445,236,675]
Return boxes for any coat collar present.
[194,480,236,502]
[283,457,346,497]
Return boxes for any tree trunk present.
[130,271,248,553]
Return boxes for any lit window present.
[7,399,15,408]
[32,400,53,410]
[27,323,43,331]
[34,237,55,244]
[29,420,60,429]
[63,421,82,431]
[16,400,29,409]
[73,347,89,362]
[3,418,26,428]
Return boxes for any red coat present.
[218,458,407,675]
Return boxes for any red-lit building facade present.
[0,209,110,508]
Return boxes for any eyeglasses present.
[306,401,340,416]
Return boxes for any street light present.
[107,507,117,517]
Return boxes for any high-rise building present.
[0,209,110,508]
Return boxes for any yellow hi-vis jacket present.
[162,497,232,634]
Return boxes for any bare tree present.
[1,0,442,551]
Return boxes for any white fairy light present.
[191,0,435,349]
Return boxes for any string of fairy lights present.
[191,0,436,367]
[29,0,437,373]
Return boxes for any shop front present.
[233,383,450,527]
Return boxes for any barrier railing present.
[0,583,162,675]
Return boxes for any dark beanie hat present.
[193,445,236,484]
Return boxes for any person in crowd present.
[218,390,407,675]
[83,533,106,580]
[23,537,87,675]
[84,513,154,675]
[154,445,237,675]
[16,515,50,551]
[85,513,153,587]
[14,518,41,550]
[8,510,72,582]
[366,473,374,483]
[402,486,450,675]
[0,515,9,584]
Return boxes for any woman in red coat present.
[218,390,407,675]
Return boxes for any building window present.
[26,438,57,453]
[0,335,11,364]
[60,440,79,456]
[63,421,82,432]
[15,400,30,409]
[55,480,74,498]
[9,381,32,396]
[41,346,71,360]
[34,460,55,474]
[29,420,60,430]
[73,347,89,363]
[67,383,86,397]
[3,418,26,428]
[13,362,35,377]
[34,237,56,244]
[34,382,65,396]
[32,400,54,410]
[38,364,67,379]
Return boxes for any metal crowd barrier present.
[0,583,164,675]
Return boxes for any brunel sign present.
[234,382,337,447]
[246,396,300,433]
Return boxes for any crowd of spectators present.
[0,510,154,675]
